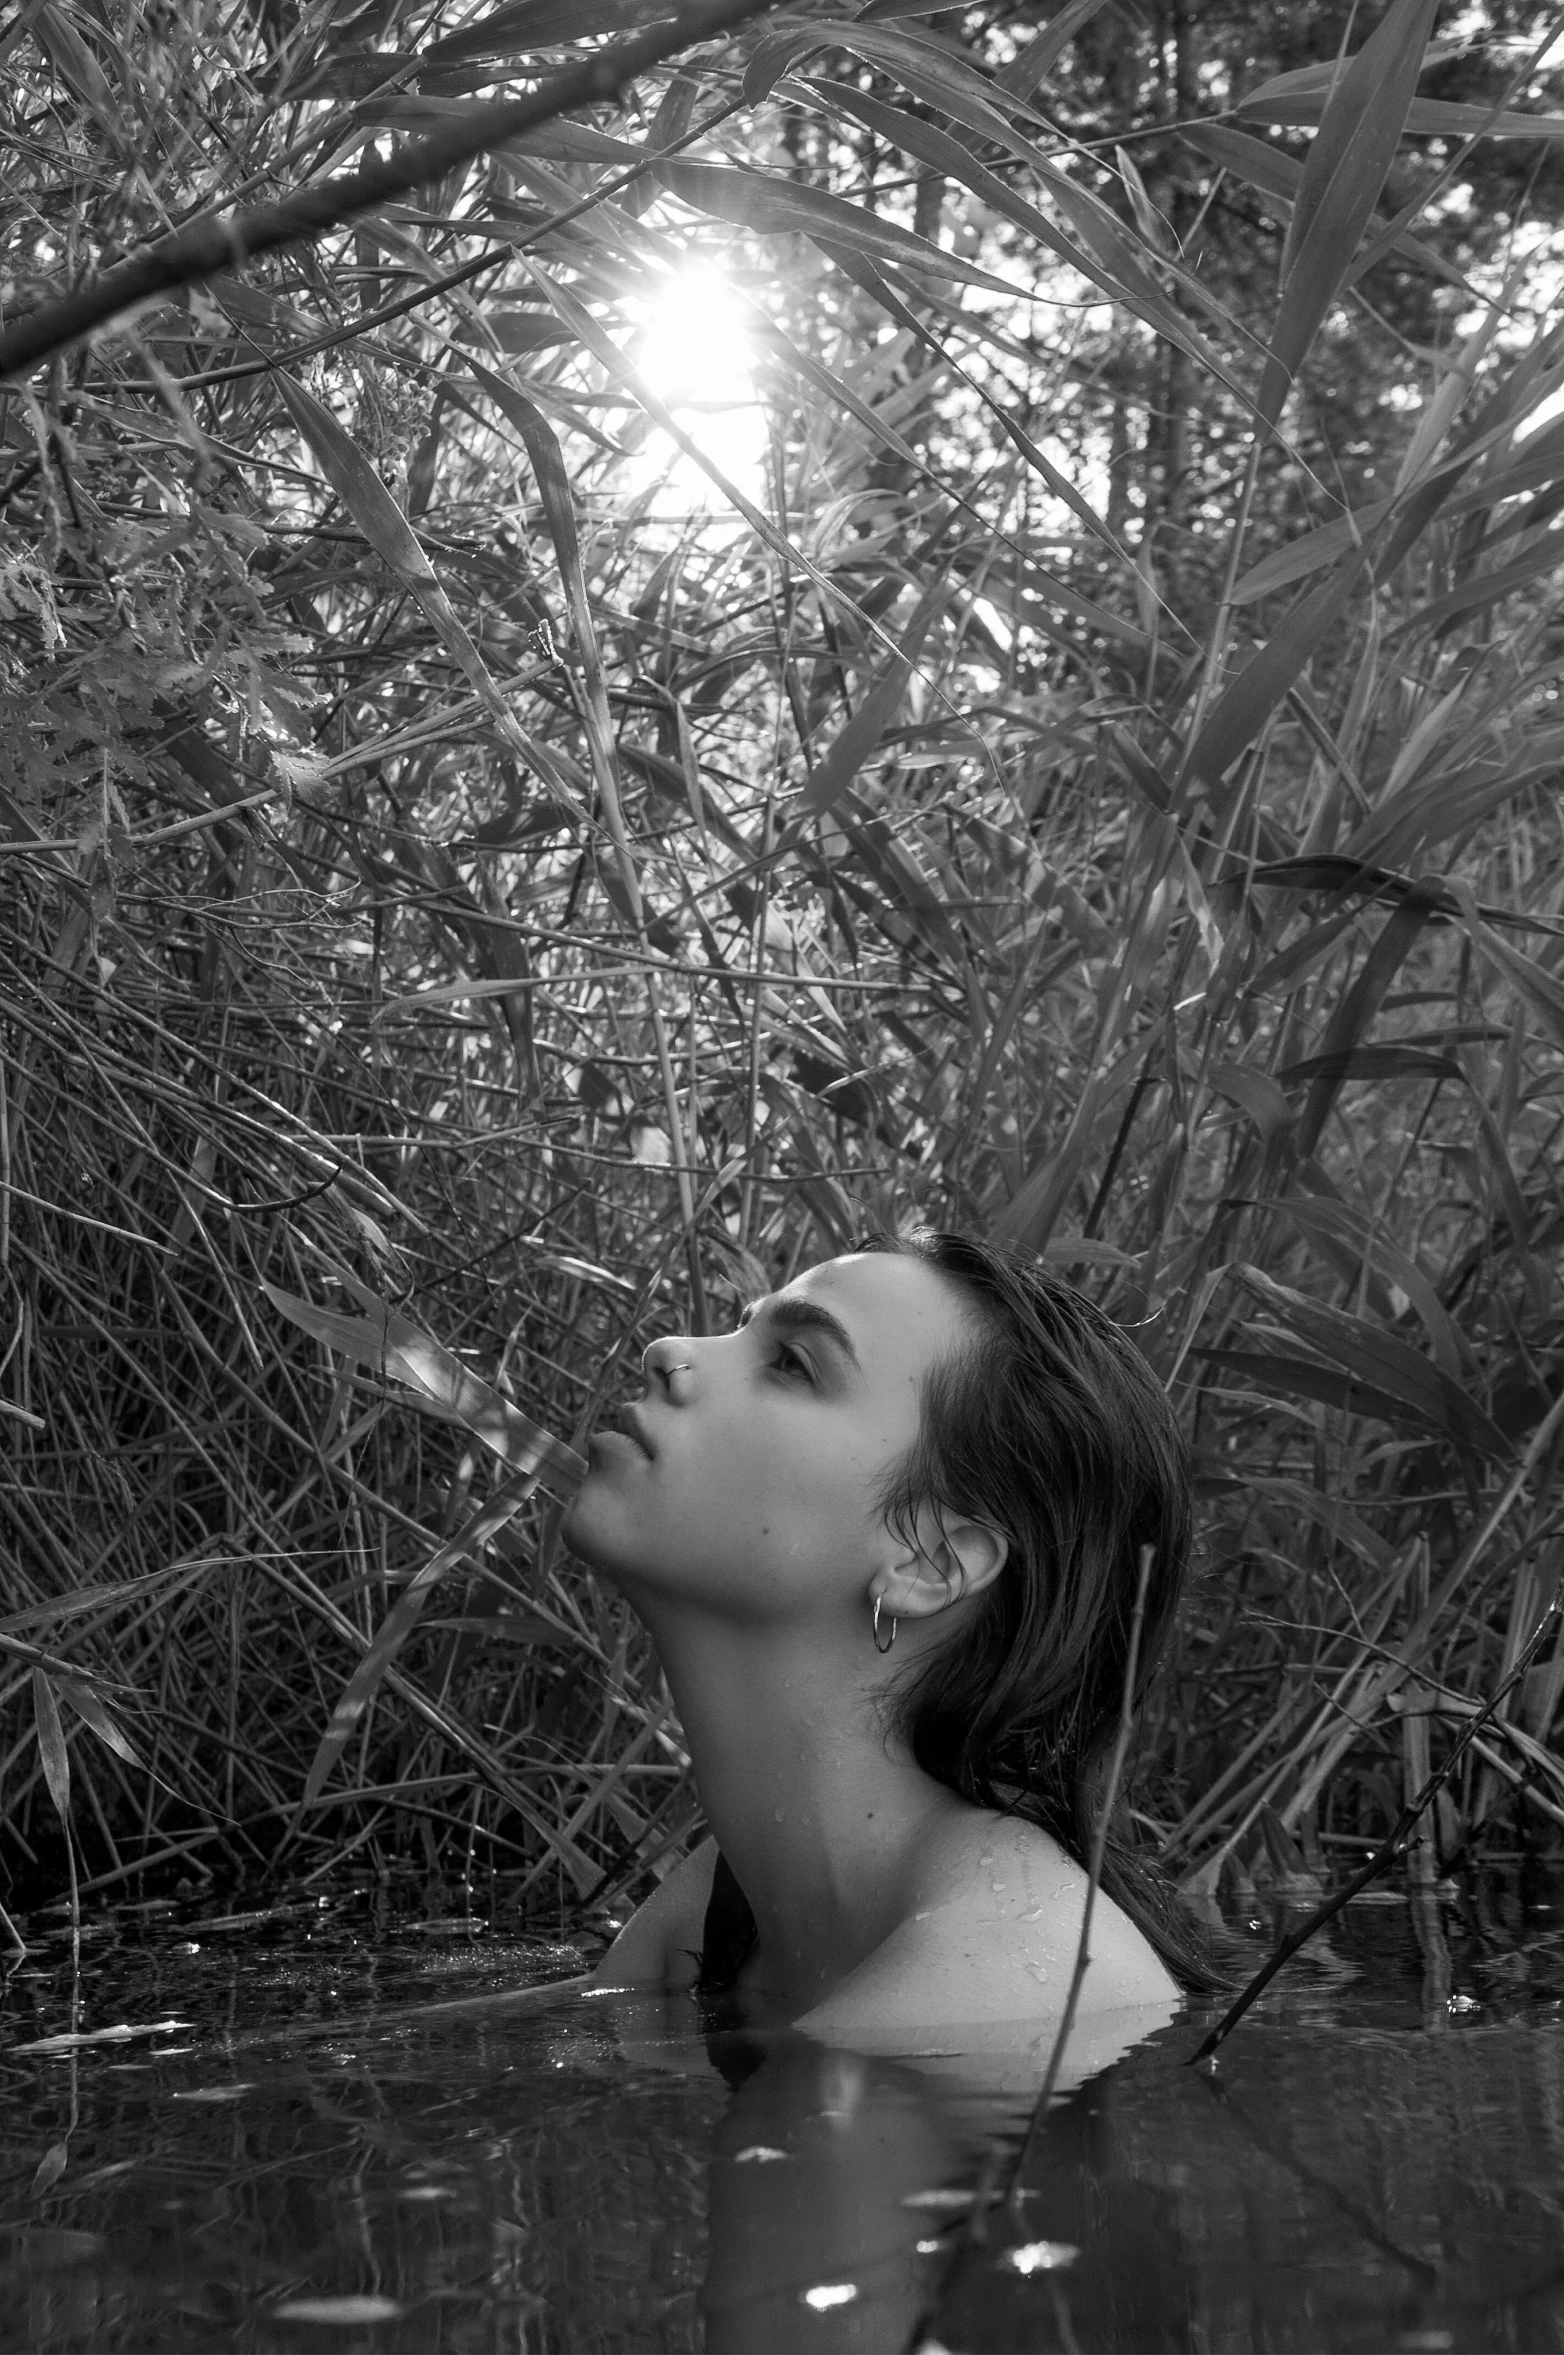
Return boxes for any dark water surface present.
[3,1880,1564,2352]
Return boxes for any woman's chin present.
[559,1485,641,1580]
[558,1486,606,1566]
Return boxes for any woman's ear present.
[876,1508,1008,1624]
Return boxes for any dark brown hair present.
[867,1227,1227,1992]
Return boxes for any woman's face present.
[562,1251,975,1626]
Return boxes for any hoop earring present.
[872,1595,898,1655]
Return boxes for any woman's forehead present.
[787,1251,974,1378]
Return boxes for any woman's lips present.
[606,1404,654,1459]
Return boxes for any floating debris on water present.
[12,2018,189,2056]
[196,1902,326,1934]
[273,2295,405,2323]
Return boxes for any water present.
[3,1879,1564,2351]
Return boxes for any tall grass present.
[2,0,1563,1921]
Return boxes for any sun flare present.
[628,261,767,514]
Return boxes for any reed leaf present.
[31,1670,71,1826]
[300,1469,547,1808]
[262,1284,586,1496]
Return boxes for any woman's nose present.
[641,1336,695,1393]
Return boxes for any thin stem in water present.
[1188,1599,1562,2067]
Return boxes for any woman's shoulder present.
[800,1806,1181,2047]
[590,1836,720,1991]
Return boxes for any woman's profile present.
[562,1227,1217,2052]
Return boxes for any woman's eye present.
[773,1346,811,1381]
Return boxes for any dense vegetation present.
[4,0,1564,1938]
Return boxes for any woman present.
[563,1227,1212,2048]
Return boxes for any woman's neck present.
[640,1604,960,2009]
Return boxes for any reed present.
[2,0,1562,1925]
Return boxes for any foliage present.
[3,0,1564,1920]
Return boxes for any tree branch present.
[0,0,780,382]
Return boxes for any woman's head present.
[565,1228,1191,1738]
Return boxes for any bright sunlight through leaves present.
[627,261,767,515]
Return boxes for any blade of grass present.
[1255,0,1442,429]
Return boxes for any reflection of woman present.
[701,2034,986,2355]
[564,1229,1220,2047]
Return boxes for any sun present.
[627,261,768,514]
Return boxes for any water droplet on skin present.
[979,1851,994,1866]
[1028,1962,1049,1983]
[775,1809,785,1823]
[991,1881,1007,1892]
[913,1911,932,1922]
[1020,1905,1044,1921]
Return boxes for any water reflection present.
[3,1905,1564,2351]
[702,2033,1009,2352]
[0,1954,1153,2352]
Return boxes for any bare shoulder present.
[799,1809,1181,2048]
[590,1837,718,1992]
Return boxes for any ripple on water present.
[2,1876,1563,2353]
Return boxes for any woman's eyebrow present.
[741,1296,862,1371]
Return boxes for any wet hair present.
[866,1227,1228,1993]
